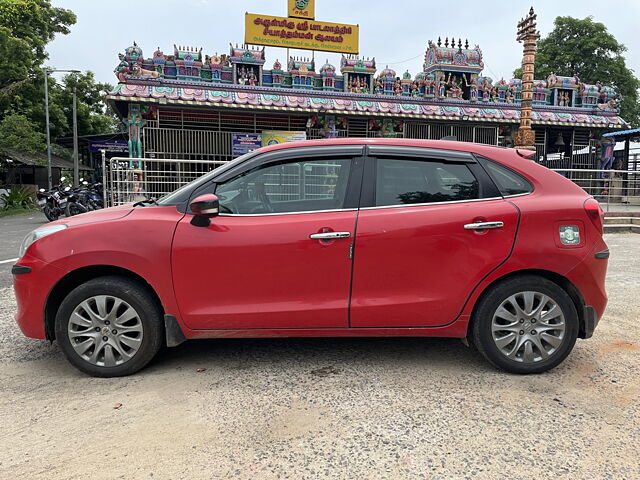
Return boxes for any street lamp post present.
[43,68,81,190]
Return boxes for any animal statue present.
[131,64,160,78]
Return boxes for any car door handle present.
[463,221,504,230]
[309,231,351,240]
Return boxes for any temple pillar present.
[514,8,540,152]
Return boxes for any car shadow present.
[148,336,490,375]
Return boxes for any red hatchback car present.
[13,139,608,377]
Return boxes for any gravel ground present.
[0,234,638,480]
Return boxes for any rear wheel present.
[65,201,87,217]
[55,276,164,377]
[472,275,579,374]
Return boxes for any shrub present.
[0,185,34,210]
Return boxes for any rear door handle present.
[309,231,351,240]
[463,221,504,230]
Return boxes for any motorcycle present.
[37,181,70,222]
[64,179,104,216]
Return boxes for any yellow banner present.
[262,131,307,146]
[245,13,359,54]
[288,0,315,19]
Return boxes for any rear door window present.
[374,158,480,207]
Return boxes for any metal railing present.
[550,168,640,211]
[103,157,226,207]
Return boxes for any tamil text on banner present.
[245,13,359,54]
[231,133,263,157]
[261,131,307,146]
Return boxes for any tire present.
[43,205,57,222]
[55,276,164,377]
[65,201,87,217]
[472,275,579,374]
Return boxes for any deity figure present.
[248,71,257,86]
[374,77,383,94]
[394,78,402,96]
[447,74,463,99]
[547,72,558,88]
[505,87,514,103]
[411,81,420,97]
[490,86,499,102]
[463,75,477,101]
[437,78,446,98]
[127,108,146,163]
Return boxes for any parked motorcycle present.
[64,179,104,217]
[37,177,71,221]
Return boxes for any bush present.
[0,185,34,210]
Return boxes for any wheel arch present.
[468,269,588,339]
[44,265,165,341]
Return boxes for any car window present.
[215,158,351,214]
[375,158,479,207]
[480,158,533,196]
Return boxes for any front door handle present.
[309,231,351,240]
[463,221,504,230]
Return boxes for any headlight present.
[19,224,67,258]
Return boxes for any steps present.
[604,211,640,233]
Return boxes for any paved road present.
[0,217,638,479]
[0,212,46,289]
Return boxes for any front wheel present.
[55,276,164,377]
[43,205,58,222]
[472,275,579,374]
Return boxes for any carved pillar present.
[515,8,540,151]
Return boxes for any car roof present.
[258,137,512,157]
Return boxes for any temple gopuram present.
[106,38,627,165]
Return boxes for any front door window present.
[215,158,352,214]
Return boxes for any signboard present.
[88,140,128,153]
[231,133,263,157]
[261,130,307,146]
[288,0,315,19]
[245,13,359,54]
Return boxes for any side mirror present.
[189,194,219,227]
[64,186,71,192]
[60,176,66,182]
[82,181,88,185]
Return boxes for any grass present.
[0,207,40,218]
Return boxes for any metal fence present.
[550,168,640,211]
[103,157,225,207]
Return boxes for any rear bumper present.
[13,255,67,339]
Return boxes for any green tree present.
[0,1,120,159]
[0,113,46,156]
[515,16,640,126]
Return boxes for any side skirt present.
[181,316,469,340]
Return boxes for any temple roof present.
[424,38,483,74]
[107,82,626,128]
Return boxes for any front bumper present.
[13,255,67,339]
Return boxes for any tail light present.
[584,198,604,234]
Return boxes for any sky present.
[46,0,640,87]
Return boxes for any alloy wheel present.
[67,295,144,367]
[491,291,566,364]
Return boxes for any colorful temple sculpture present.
[108,40,627,165]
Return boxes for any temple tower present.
[515,7,540,151]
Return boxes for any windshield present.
[156,151,258,205]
